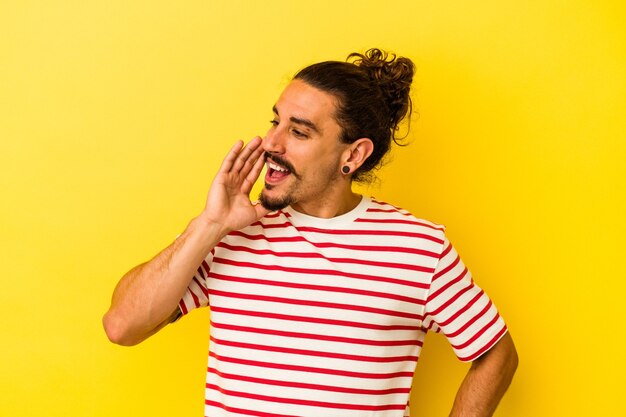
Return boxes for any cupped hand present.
[200,136,270,235]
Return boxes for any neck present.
[291,187,362,219]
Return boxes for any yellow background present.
[2,1,624,416]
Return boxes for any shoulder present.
[366,197,446,232]
[357,197,448,252]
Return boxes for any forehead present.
[274,80,339,130]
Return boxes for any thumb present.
[252,201,271,219]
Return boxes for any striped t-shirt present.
[179,196,507,417]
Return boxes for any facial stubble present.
[258,159,342,212]
[258,183,295,211]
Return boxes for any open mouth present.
[265,157,292,183]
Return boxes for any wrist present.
[188,214,229,246]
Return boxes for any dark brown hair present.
[294,48,415,183]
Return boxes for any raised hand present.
[103,136,270,346]
[200,136,270,235]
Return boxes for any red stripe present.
[208,289,424,320]
[458,326,508,362]
[445,300,493,338]
[295,226,445,243]
[210,305,421,331]
[425,320,439,332]
[368,200,445,231]
[229,230,302,242]
[429,266,469,302]
[197,265,206,279]
[228,230,440,257]
[210,336,420,363]
[433,253,461,280]
[202,260,211,274]
[205,383,407,411]
[451,313,502,350]
[251,221,292,229]
[435,290,485,327]
[189,284,201,308]
[204,399,299,417]
[427,281,474,317]
[217,242,434,273]
[192,276,208,298]
[212,257,430,289]
[210,272,425,304]
[355,218,421,225]
[370,199,407,212]
[207,367,411,395]
[252,220,444,243]
[355,217,445,231]
[211,321,421,347]
[209,351,415,379]
[179,300,188,315]
[365,208,412,217]
[262,211,286,219]
[438,241,453,260]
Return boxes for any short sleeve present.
[178,252,213,316]
[423,237,508,362]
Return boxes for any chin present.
[259,188,293,212]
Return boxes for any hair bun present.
[348,48,415,137]
[293,48,416,182]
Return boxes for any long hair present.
[294,48,415,183]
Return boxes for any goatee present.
[258,187,293,211]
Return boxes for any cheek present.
[289,140,344,174]
[310,153,343,181]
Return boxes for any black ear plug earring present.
[342,166,350,174]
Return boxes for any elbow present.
[501,333,519,381]
[506,332,519,368]
[509,343,519,378]
[511,344,519,369]
[475,331,519,381]
[102,311,142,346]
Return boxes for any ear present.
[342,138,374,172]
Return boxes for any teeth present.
[268,161,288,172]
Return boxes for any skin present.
[102,80,373,345]
[103,79,517,416]
[449,332,518,416]
[260,79,373,217]
[102,137,269,346]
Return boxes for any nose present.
[263,126,286,155]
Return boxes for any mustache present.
[264,152,299,177]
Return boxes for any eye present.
[291,128,308,139]
[269,119,279,127]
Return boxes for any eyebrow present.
[273,105,322,134]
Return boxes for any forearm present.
[103,215,225,346]
[449,332,518,417]
[103,137,267,346]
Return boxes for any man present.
[103,48,518,417]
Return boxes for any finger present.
[218,140,244,174]
[231,136,262,174]
[241,149,266,194]
[238,139,265,180]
